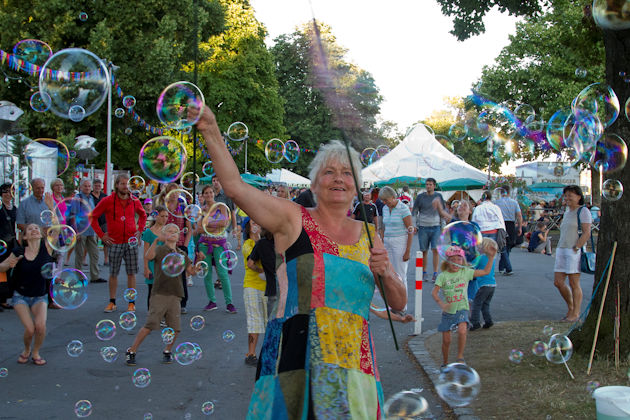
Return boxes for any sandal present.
[17,353,30,364]
[456,358,466,364]
[31,356,47,366]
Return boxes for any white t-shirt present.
[558,206,592,249]
[471,201,506,232]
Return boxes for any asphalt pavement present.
[0,236,594,419]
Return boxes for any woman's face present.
[155,210,168,226]
[202,188,215,204]
[381,195,397,209]
[312,159,355,205]
[52,182,64,194]
[563,191,580,207]
[250,221,260,236]
[457,202,471,220]
[25,224,42,240]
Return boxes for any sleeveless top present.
[247,207,384,419]
[12,239,55,297]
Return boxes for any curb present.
[407,329,480,420]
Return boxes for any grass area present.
[424,320,630,419]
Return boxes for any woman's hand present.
[369,247,391,277]
[403,249,410,262]
[191,105,220,136]
[144,267,152,279]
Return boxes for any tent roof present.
[439,178,487,191]
[528,182,566,190]
[361,124,487,186]
[266,168,311,186]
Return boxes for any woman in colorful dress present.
[194,106,406,419]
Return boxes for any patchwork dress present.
[247,207,384,419]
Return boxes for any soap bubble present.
[13,39,52,66]
[543,325,554,336]
[156,81,204,130]
[602,179,623,201]
[435,363,481,407]
[222,330,235,342]
[144,414,153,420]
[509,349,524,364]
[218,249,238,270]
[449,123,468,141]
[436,135,455,153]
[123,288,137,302]
[95,319,116,341]
[127,176,145,194]
[383,390,428,419]
[56,196,94,235]
[190,315,205,331]
[0,240,6,257]
[265,139,285,163]
[100,346,118,363]
[114,108,125,118]
[192,343,203,361]
[572,83,620,129]
[593,133,627,173]
[201,202,231,238]
[128,237,138,248]
[30,91,51,112]
[165,189,193,218]
[50,268,88,309]
[41,262,56,279]
[68,105,86,122]
[119,311,137,331]
[514,103,536,125]
[586,380,601,394]
[125,127,132,135]
[123,96,136,109]
[74,400,92,418]
[283,140,300,163]
[39,48,109,120]
[174,342,197,365]
[66,340,84,357]
[202,161,214,177]
[575,68,588,78]
[39,210,55,227]
[593,0,630,30]
[25,138,71,176]
[437,221,483,267]
[195,261,209,277]
[139,136,187,183]
[78,12,88,21]
[132,368,151,388]
[531,340,548,357]
[227,122,248,141]
[46,224,77,253]
[180,172,199,190]
[0,368,7,378]
[201,401,215,415]
[545,334,574,364]
[184,204,202,223]
[360,148,377,166]
[162,328,175,344]
[546,108,571,151]
[162,253,186,277]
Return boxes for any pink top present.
[53,194,66,224]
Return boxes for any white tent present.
[266,168,311,186]
[361,124,488,186]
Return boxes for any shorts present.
[417,225,441,251]
[144,294,182,331]
[108,243,139,276]
[554,247,581,274]
[12,292,48,308]
[437,309,470,332]
[243,287,268,334]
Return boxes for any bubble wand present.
[308,16,399,350]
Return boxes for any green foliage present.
[270,22,385,176]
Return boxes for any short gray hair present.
[80,178,91,186]
[31,178,45,187]
[50,178,64,188]
[308,140,362,186]
[379,186,396,201]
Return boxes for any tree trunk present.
[570,28,630,360]
[591,166,601,207]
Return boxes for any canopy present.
[361,124,487,186]
[439,178,486,191]
[528,182,566,190]
[199,173,271,189]
[375,176,424,188]
[265,168,311,186]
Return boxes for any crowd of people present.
[0,105,595,417]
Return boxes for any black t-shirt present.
[294,189,316,208]
[373,198,385,217]
[0,204,16,248]
[249,237,277,297]
[352,202,378,223]
[12,240,55,297]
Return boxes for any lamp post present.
[486,135,494,184]
[105,61,119,195]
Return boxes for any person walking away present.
[553,185,591,322]
[0,183,16,310]
[90,174,147,313]
[125,223,197,366]
[71,179,105,283]
[412,178,444,282]
[431,245,495,368]
[494,186,522,275]
[471,191,506,245]
[90,178,109,267]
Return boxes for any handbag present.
[496,228,507,252]
[577,206,596,274]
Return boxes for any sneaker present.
[469,324,482,331]
[180,307,188,314]
[127,303,136,312]
[422,271,429,281]
[432,272,438,282]
[187,279,194,287]
[125,349,136,366]
[104,302,117,313]
[90,278,107,283]
[244,355,258,366]
[226,304,237,314]
[160,320,167,328]
[503,271,514,276]
[162,351,173,364]
[483,322,494,329]
[204,302,217,311]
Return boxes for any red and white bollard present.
[413,251,424,335]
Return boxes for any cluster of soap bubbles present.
[360,145,390,166]
[174,342,203,365]
[513,328,574,366]
[264,139,301,164]
[161,327,176,344]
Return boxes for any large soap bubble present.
[13,39,52,66]
[156,81,204,130]
[38,48,109,120]
[174,342,197,366]
[593,134,627,174]
[201,202,231,238]
[139,136,188,183]
[545,334,573,364]
[572,83,620,128]
[46,224,77,253]
[383,390,428,419]
[227,122,248,141]
[602,179,623,201]
[593,0,630,30]
[436,363,481,407]
[265,139,284,164]
[25,139,70,176]
[437,221,483,267]
[50,269,88,309]
[161,253,186,277]
[56,196,94,235]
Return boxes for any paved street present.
[0,235,594,419]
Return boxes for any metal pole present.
[191,0,199,199]
[486,136,494,183]
[106,62,113,195]
[244,140,248,173]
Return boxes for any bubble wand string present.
[308,13,399,350]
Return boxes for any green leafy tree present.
[437,0,630,359]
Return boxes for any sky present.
[249,0,518,132]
